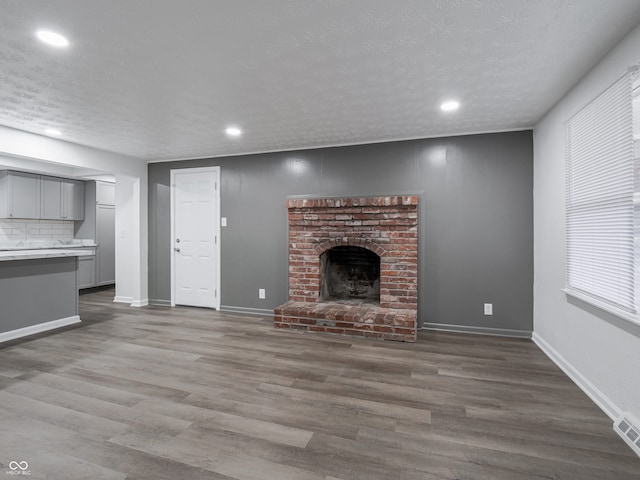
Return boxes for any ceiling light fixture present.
[225,126,242,137]
[440,100,460,112]
[35,30,70,48]
[44,128,62,136]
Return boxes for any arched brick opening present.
[314,238,388,257]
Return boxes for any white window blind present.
[565,69,636,314]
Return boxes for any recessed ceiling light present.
[44,128,62,136]
[35,30,70,48]
[225,126,242,137]
[440,100,460,112]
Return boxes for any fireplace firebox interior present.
[320,246,380,303]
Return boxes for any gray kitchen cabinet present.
[96,204,115,285]
[0,171,84,220]
[75,180,115,288]
[77,252,96,289]
[0,171,41,219]
[96,181,115,205]
[40,176,62,219]
[40,176,85,220]
[62,179,85,220]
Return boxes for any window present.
[565,67,639,320]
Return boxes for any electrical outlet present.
[221,217,227,227]
[259,288,266,299]
[484,303,493,315]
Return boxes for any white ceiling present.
[2,0,640,162]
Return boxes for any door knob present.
[174,247,181,253]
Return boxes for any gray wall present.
[148,131,533,335]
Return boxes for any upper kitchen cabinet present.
[41,176,85,221]
[0,171,85,220]
[0,171,41,219]
[61,179,85,220]
[40,176,62,219]
[96,181,115,205]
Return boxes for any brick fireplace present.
[274,195,419,342]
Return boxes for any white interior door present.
[171,167,220,309]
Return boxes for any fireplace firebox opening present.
[319,246,380,303]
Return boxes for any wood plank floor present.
[0,287,638,479]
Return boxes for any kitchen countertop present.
[0,239,96,251]
[0,239,97,262]
[0,248,96,262]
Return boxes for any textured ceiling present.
[1,0,640,162]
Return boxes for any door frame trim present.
[170,166,221,309]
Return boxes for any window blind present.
[565,70,636,314]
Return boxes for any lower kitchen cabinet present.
[77,254,96,289]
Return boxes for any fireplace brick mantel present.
[275,195,419,342]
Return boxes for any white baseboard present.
[423,322,531,338]
[532,332,619,421]
[0,316,81,344]
[113,296,148,307]
[113,296,133,304]
[220,305,275,316]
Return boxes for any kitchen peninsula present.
[0,240,95,343]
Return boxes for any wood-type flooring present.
[0,288,638,479]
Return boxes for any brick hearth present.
[274,195,419,342]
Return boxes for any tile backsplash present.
[0,218,74,241]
